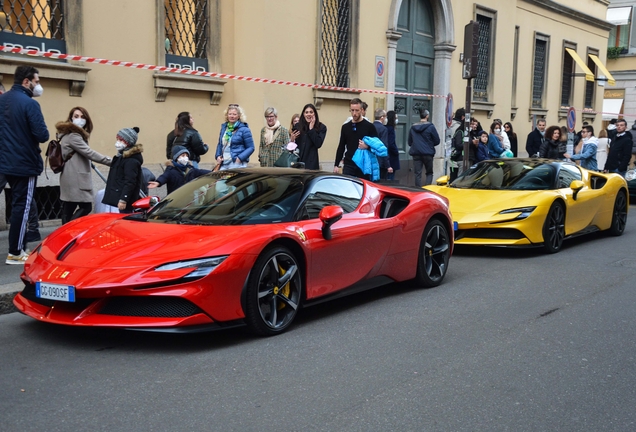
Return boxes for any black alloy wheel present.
[542,202,565,253]
[415,219,451,288]
[245,246,302,336]
[609,190,628,236]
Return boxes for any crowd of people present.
[2,64,636,265]
[525,117,636,177]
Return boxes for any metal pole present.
[463,79,472,173]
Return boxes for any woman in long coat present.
[56,106,111,223]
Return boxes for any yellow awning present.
[589,54,616,86]
[565,48,594,82]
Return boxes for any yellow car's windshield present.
[452,160,557,190]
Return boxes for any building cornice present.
[521,0,613,31]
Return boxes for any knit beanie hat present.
[117,127,140,147]
[172,145,190,161]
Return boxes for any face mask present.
[115,140,127,151]
[177,155,189,165]
[494,128,501,134]
[32,83,43,97]
[72,118,86,128]
[382,118,387,125]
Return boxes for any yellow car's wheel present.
[542,202,565,254]
[609,190,628,236]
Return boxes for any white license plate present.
[35,282,75,302]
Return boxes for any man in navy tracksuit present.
[0,66,50,264]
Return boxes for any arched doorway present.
[394,0,435,160]
[387,0,455,185]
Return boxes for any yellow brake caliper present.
[277,265,290,310]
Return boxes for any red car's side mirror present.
[132,196,160,210]
[319,205,343,240]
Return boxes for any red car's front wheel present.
[244,246,303,336]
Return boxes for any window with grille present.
[0,0,66,53]
[473,14,492,102]
[320,0,350,87]
[164,0,209,72]
[532,36,548,109]
[560,46,575,107]
[584,51,597,109]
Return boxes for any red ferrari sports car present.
[14,169,453,336]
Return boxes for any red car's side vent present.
[56,239,77,261]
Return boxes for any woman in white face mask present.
[55,107,112,223]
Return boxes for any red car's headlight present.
[155,256,228,279]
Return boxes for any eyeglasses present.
[265,115,276,119]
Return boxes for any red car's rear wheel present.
[415,219,450,288]
[245,246,302,336]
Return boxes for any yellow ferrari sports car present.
[425,158,628,253]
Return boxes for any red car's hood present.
[25,215,261,288]
[43,216,252,267]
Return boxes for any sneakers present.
[6,250,30,265]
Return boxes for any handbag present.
[274,151,299,167]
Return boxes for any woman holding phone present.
[295,103,327,170]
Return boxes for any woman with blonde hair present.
[215,104,254,170]
[56,106,111,223]
[597,129,609,169]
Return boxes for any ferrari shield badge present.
[296,229,307,242]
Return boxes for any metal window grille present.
[584,56,595,108]
[0,0,64,39]
[164,0,208,59]
[532,39,547,108]
[320,0,350,87]
[473,14,491,102]
[561,51,574,107]
[4,186,63,224]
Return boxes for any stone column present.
[432,43,455,175]
[385,30,402,111]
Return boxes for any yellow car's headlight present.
[498,206,536,220]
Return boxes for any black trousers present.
[61,201,92,224]
[6,175,36,255]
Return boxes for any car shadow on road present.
[14,280,431,353]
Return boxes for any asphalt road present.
[1,219,636,431]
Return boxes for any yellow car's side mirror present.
[436,175,449,186]
[570,180,585,200]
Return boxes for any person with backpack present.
[0,65,50,265]
[148,146,211,194]
[56,107,112,224]
[446,108,465,181]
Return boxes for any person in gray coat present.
[56,107,111,223]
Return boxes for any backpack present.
[45,134,72,175]
[450,128,464,162]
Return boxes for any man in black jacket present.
[603,119,632,177]
[373,109,391,180]
[525,119,546,157]
[0,66,50,265]
[334,98,378,179]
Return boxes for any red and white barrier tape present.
[0,45,446,98]
[3,46,632,119]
